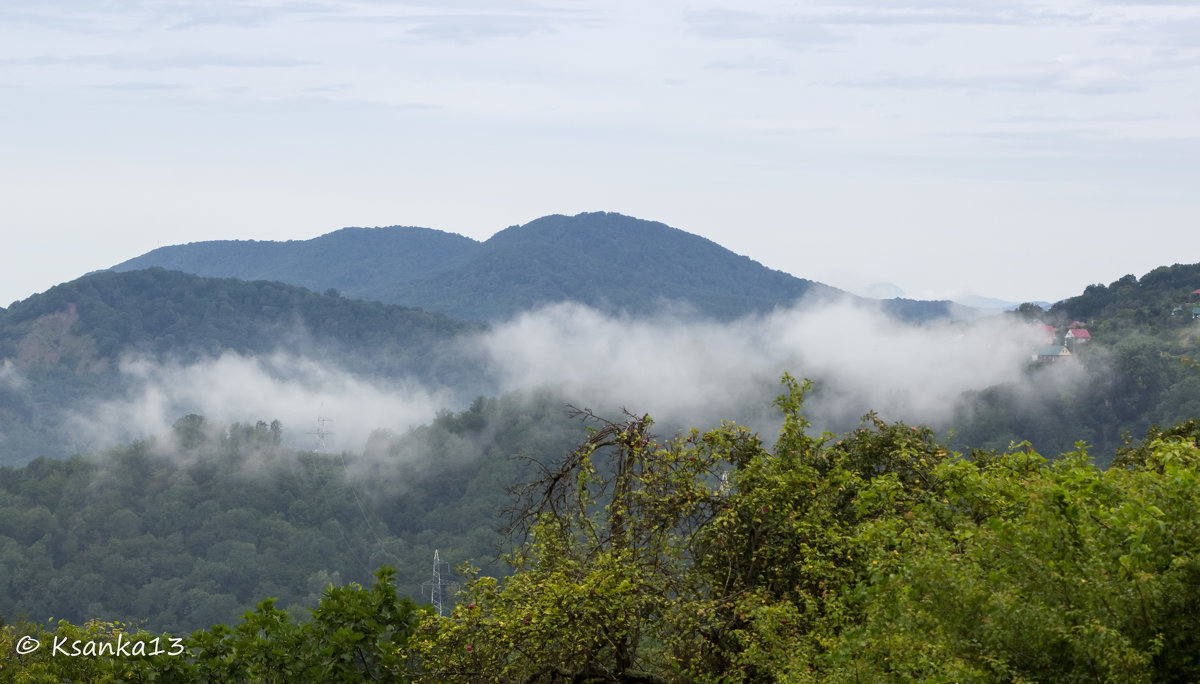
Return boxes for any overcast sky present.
[2,0,1197,309]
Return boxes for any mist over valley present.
[2,212,1199,677]
[2,213,1101,465]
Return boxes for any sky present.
[2,0,1198,309]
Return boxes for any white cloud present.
[473,301,1046,431]
[68,351,453,455]
[65,300,1058,457]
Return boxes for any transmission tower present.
[421,549,456,616]
[307,415,335,451]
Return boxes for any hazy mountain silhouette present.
[112,226,479,295]
[112,212,958,322]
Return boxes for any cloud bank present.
[67,351,454,455]
[67,300,1054,455]
[474,300,1045,432]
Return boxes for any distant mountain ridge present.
[0,268,477,370]
[112,226,480,294]
[956,295,1052,312]
[112,212,960,322]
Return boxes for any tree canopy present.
[4,377,1200,681]
[406,376,1200,682]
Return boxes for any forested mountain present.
[1047,262,1200,335]
[6,381,1200,681]
[0,391,588,634]
[5,221,1200,679]
[949,262,1200,463]
[111,226,480,296]
[112,212,962,322]
[0,269,481,465]
[357,213,845,321]
[1,268,476,368]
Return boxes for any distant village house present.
[1033,344,1072,362]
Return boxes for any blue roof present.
[1034,344,1069,356]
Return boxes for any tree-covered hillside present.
[949,263,1200,463]
[1047,262,1200,336]
[108,212,962,323]
[363,212,842,321]
[1,268,475,368]
[0,269,481,465]
[0,391,587,634]
[1,255,1197,679]
[5,379,1200,682]
[407,380,1200,682]
[111,226,480,297]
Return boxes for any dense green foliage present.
[3,256,1200,679]
[0,267,475,369]
[950,263,1200,463]
[0,392,587,634]
[2,567,425,682]
[407,377,1200,682]
[1048,262,1200,334]
[3,379,1200,680]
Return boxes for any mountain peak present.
[105,212,959,322]
[372,211,833,320]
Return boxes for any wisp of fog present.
[69,299,1059,455]
[474,300,1055,434]
[67,352,454,455]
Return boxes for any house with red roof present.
[1066,328,1090,342]
[1065,328,1090,351]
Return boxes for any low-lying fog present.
[64,299,1077,456]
